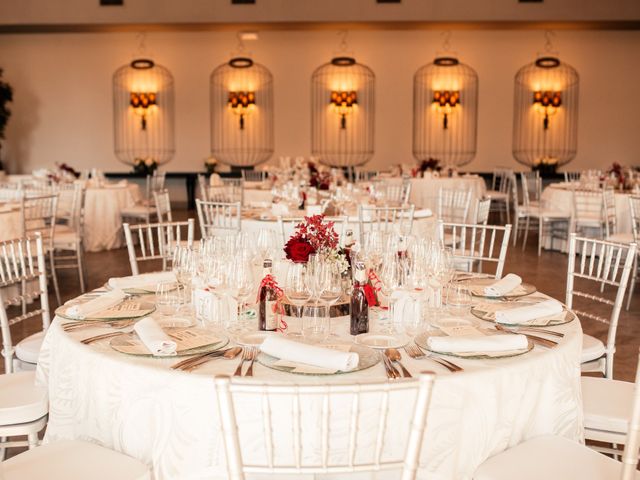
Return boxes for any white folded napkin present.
[427,334,528,353]
[484,274,522,297]
[495,299,564,325]
[260,336,359,372]
[391,290,421,327]
[66,289,127,319]
[271,203,290,216]
[108,272,177,291]
[133,316,177,356]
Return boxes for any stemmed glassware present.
[283,262,312,337]
[227,255,255,336]
[378,253,403,333]
[256,229,278,263]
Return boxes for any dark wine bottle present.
[350,261,369,336]
[259,259,278,331]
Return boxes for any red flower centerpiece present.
[284,214,339,263]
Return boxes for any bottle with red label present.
[259,259,278,331]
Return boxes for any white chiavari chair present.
[354,169,378,183]
[437,220,512,278]
[473,350,640,480]
[20,193,60,305]
[564,171,581,183]
[0,440,151,479]
[437,188,472,223]
[195,199,241,239]
[53,183,87,293]
[572,187,607,238]
[197,174,209,201]
[241,169,267,183]
[358,204,415,245]
[603,187,620,239]
[153,189,173,223]
[566,233,637,378]
[120,171,165,224]
[487,168,513,224]
[517,172,571,256]
[520,170,541,207]
[214,371,436,480]
[381,179,411,206]
[0,234,50,457]
[473,198,492,225]
[624,196,640,309]
[0,184,22,202]
[122,219,195,276]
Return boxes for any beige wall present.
[1,29,639,174]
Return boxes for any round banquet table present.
[0,206,22,241]
[82,183,141,252]
[408,176,487,215]
[36,286,583,480]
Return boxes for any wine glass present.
[256,229,277,262]
[283,262,312,336]
[319,262,343,309]
[378,253,402,333]
[227,257,255,334]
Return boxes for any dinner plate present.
[110,328,229,357]
[470,303,576,327]
[258,342,379,376]
[414,331,534,360]
[354,332,411,349]
[56,298,156,321]
[236,330,278,346]
[462,278,537,298]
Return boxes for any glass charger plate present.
[462,278,537,298]
[470,304,576,327]
[103,282,176,295]
[109,327,229,357]
[355,332,411,349]
[414,331,534,360]
[56,299,156,322]
[258,342,379,376]
[236,331,278,346]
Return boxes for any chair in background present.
[572,187,607,238]
[358,204,415,244]
[153,189,173,223]
[195,199,241,239]
[208,180,244,206]
[520,171,541,208]
[120,171,166,224]
[354,169,378,183]
[566,233,637,378]
[487,168,513,224]
[473,350,640,480]
[20,193,60,305]
[123,219,195,275]
[0,440,151,479]
[623,196,640,309]
[517,172,571,256]
[437,220,512,278]
[241,169,267,183]
[437,188,472,223]
[473,198,492,225]
[214,372,436,480]
[53,183,87,293]
[380,179,411,206]
[0,234,50,457]
[197,174,210,201]
[564,171,581,183]
[602,187,620,240]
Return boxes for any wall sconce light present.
[532,90,561,130]
[227,90,255,129]
[330,90,358,129]
[129,91,157,130]
[432,90,460,129]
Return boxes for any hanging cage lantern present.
[413,56,478,168]
[513,56,579,168]
[311,56,375,168]
[210,57,274,167]
[113,58,175,165]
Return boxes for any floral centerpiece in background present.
[133,157,158,175]
[204,157,217,175]
[57,162,80,179]
[412,158,441,178]
[605,162,628,190]
[308,161,331,190]
[532,155,558,176]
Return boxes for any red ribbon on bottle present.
[364,269,382,307]
[257,274,287,332]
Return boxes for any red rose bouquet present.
[283,215,344,267]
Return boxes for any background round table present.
[408,176,487,215]
[36,291,583,480]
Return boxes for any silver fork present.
[244,348,259,377]
[81,331,127,345]
[404,344,463,373]
[63,319,136,332]
[380,353,399,379]
[233,348,249,377]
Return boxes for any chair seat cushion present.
[608,232,635,244]
[486,191,508,200]
[0,371,48,425]
[582,376,633,434]
[53,230,79,248]
[581,334,606,364]
[120,205,151,217]
[15,330,46,365]
[473,435,633,480]
[576,215,602,227]
[3,440,150,480]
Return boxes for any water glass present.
[302,302,330,343]
[444,284,473,316]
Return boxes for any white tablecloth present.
[0,208,22,241]
[542,183,632,234]
[36,291,583,480]
[83,184,141,252]
[409,176,487,214]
